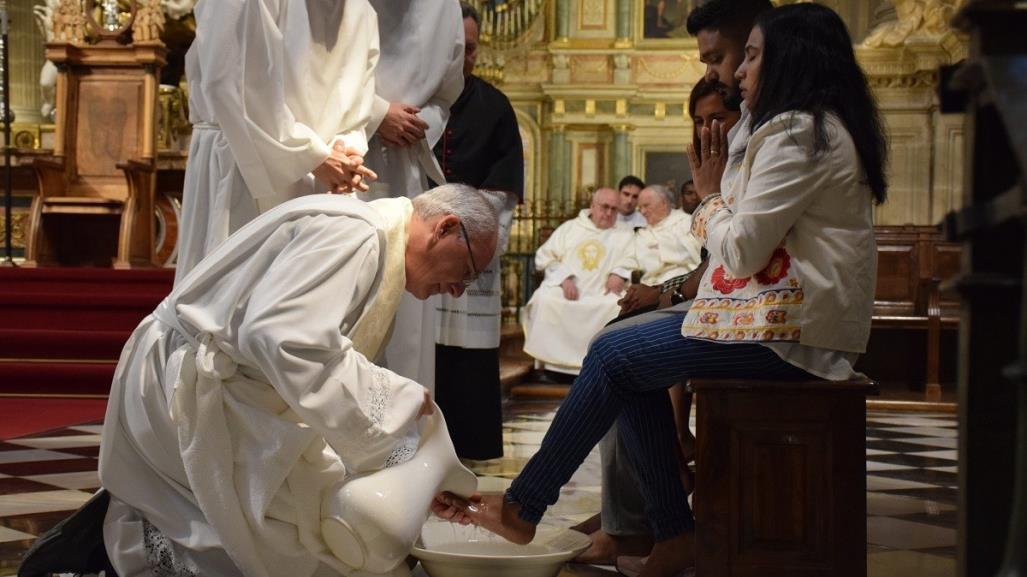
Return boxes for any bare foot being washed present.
[432,492,536,545]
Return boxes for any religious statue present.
[52,0,87,44]
[33,0,62,121]
[132,0,165,44]
[862,0,966,48]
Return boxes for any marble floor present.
[0,401,957,577]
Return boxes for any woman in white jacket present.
[435,5,888,577]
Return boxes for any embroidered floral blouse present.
[681,111,877,379]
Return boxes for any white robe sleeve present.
[192,0,349,200]
[699,116,825,279]
[536,224,574,287]
[235,215,425,474]
[613,232,642,281]
[417,28,465,149]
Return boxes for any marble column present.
[611,125,631,182]
[547,126,568,205]
[615,0,632,44]
[555,0,570,42]
[8,0,44,123]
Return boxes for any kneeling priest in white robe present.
[99,186,498,577]
[618,184,704,286]
[521,187,633,374]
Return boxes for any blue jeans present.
[507,314,811,540]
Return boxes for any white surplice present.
[101,195,425,577]
[358,0,464,392]
[619,209,703,286]
[174,0,382,285]
[521,210,634,374]
[617,210,647,230]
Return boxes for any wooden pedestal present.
[688,378,877,577]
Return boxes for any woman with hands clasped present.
[433,5,887,577]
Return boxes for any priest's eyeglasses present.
[459,221,480,288]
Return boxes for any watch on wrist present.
[670,287,686,305]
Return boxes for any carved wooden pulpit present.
[24,0,166,268]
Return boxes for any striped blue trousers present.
[507,314,811,540]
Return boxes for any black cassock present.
[433,75,523,460]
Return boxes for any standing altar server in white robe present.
[100,186,498,577]
[360,0,465,393]
[174,0,382,285]
[618,184,704,286]
[521,188,634,374]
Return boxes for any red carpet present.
[0,397,109,440]
[0,267,172,396]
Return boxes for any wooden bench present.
[689,377,878,577]
[867,226,960,400]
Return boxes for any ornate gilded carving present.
[0,212,29,249]
[133,0,166,44]
[52,0,87,44]
[862,0,967,48]
[866,69,938,88]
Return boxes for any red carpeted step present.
[0,267,174,296]
[0,291,161,331]
[0,328,130,360]
[0,361,116,396]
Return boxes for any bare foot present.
[434,492,536,545]
[569,512,601,535]
[573,529,652,565]
[636,532,695,577]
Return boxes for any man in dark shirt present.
[433,2,524,461]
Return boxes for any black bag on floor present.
[17,488,118,577]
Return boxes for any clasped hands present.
[686,118,729,200]
[313,141,378,194]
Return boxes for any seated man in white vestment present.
[521,187,634,375]
[618,185,704,287]
[98,185,498,577]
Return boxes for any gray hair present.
[412,183,499,243]
[592,187,618,202]
[642,184,676,209]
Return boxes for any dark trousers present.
[507,314,810,540]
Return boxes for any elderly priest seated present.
[522,187,634,375]
[619,184,704,287]
[92,186,498,577]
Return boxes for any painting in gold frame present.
[636,0,701,44]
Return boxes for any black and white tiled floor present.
[0,406,958,577]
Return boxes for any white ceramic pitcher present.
[322,404,478,574]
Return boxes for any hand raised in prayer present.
[686,118,729,200]
[560,277,579,301]
[419,387,435,417]
[379,102,429,147]
[604,274,626,296]
[619,283,660,313]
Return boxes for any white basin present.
[412,522,591,577]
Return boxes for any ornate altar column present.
[547,125,568,204]
[611,124,631,183]
[554,0,569,43]
[8,0,44,123]
[614,0,632,47]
